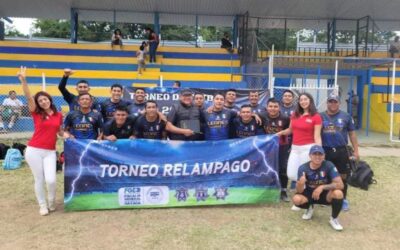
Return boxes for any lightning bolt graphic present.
[251,136,279,182]
[64,140,97,203]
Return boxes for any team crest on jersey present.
[320,171,326,178]
[278,120,282,126]
[216,115,221,120]
[272,122,276,126]
[222,114,226,119]
[156,125,160,131]
[149,126,154,132]
[88,117,93,122]
[251,125,254,131]
[338,118,342,124]
[81,116,86,123]
[127,125,131,130]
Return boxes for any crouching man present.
[292,145,345,231]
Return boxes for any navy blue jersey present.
[280,103,296,118]
[261,112,290,145]
[134,115,167,139]
[103,116,136,139]
[64,110,103,139]
[100,99,131,122]
[58,76,101,112]
[224,104,240,113]
[201,108,237,140]
[127,102,146,117]
[232,117,264,138]
[298,160,340,190]
[321,111,355,147]
[250,104,264,114]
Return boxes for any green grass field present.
[1,156,399,249]
[64,188,280,211]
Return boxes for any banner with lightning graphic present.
[64,135,280,211]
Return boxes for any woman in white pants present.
[277,93,322,209]
[18,67,63,216]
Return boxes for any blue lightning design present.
[64,140,98,203]
[250,136,280,182]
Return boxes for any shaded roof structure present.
[1,0,400,29]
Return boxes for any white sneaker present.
[291,205,301,211]
[302,207,314,220]
[329,217,343,231]
[39,205,49,216]
[48,201,56,212]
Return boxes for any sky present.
[6,18,36,35]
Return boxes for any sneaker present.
[302,207,314,220]
[280,190,290,202]
[291,205,301,211]
[342,199,350,211]
[48,201,56,212]
[329,217,343,231]
[39,205,49,216]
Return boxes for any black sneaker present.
[280,190,290,202]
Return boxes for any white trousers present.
[287,144,314,181]
[25,146,57,207]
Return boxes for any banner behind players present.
[64,135,280,211]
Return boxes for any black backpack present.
[0,143,10,160]
[348,160,377,190]
[12,143,27,156]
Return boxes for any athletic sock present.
[331,199,343,218]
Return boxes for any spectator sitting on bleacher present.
[221,33,234,53]
[0,90,23,131]
[389,36,400,58]
[111,29,123,49]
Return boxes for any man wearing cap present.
[167,89,202,141]
[292,145,345,231]
[320,93,359,211]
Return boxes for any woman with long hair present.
[277,92,322,185]
[18,66,64,216]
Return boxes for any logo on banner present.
[146,187,165,204]
[195,187,209,202]
[213,187,229,200]
[175,187,189,202]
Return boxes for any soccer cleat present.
[342,199,350,211]
[280,190,290,202]
[39,205,49,216]
[302,207,314,220]
[329,217,344,231]
[291,205,301,211]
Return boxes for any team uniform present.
[134,115,167,139]
[64,110,103,139]
[262,112,290,190]
[297,160,340,205]
[127,102,146,117]
[280,103,296,118]
[321,111,355,175]
[100,99,132,122]
[224,104,240,113]
[231,117,264,138]
[103,116,136,139]
[250,104,264,114]
[58,76,101,112]
[201,108,237,140]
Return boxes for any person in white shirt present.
[0,90,24,130]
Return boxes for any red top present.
[28,111,63,150]
[291,113,322,146]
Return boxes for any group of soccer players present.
[59,68,359,231]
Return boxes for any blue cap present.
[309,145,325,154]
[327,93,340,102]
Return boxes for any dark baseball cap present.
[180,89,193,96]
[327,93,340,102]
[309,145,325,155]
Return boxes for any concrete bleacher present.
[0,40,244,132]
